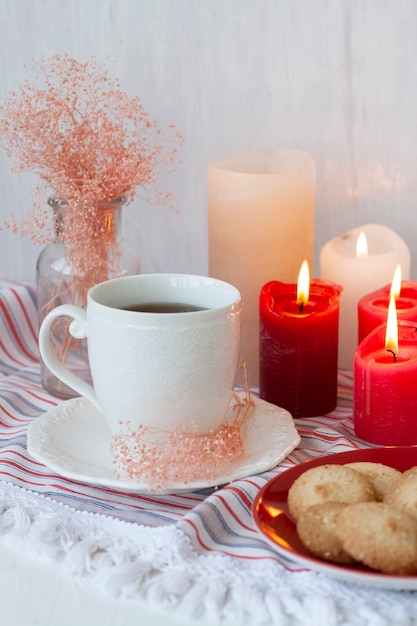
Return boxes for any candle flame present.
[356,231,368,258]
[389,264,402,299]
[385,294,398,356]
[296,260,310,306]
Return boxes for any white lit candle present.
[208,150,316,385]
[320,223,410,370]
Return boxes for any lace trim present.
[0,482,414,625]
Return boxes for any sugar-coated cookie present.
[287,464,376,520]
[296,501,355,564]
[346,461,402,501]
[384,469,417,520]
[336,502,417,574]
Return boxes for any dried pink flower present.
[112,365,255,493]
[0,53,183,244]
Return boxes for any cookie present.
[336,502,417,574]
[296,501,355,563]
[346,462,402,501]
[384,469,417,520]
[287,464,376,520]
[400,465,417,480]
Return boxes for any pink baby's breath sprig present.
[112,365,255,493]
[0,53,183,245]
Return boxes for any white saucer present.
[27,391,300,494]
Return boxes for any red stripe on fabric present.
[25,390,58,407]
[46,481,195,510]
[223,485,252,509]
[0,460,46,474]
[126,493,194,510]
[0,471,70,489]
[182,518,278,561]
[0,406,33,423]
[0,404,24,422]
[211,491,255,532]
[182,517,223,552]
[10,287,38,344]
[296,430,350,443]
[5,450,48,465]
[0,384,58,409]
[0,299,38,362]
[1,463,81,484]
[0,338,28,368]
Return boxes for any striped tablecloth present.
[0,279,416,625]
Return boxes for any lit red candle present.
[358,265,417,344]
[354,297,417,445]
[259,261,342,417]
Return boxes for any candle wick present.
[299,302,304,313]
[386,348,397,362]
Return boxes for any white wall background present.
[1,0,417,282]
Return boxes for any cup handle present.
[39,304,99,409]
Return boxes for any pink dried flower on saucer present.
[112,382,255,494]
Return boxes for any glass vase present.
[36,196,140,399]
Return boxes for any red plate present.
[252,447,417,589]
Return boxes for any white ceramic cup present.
[39,273,241,435]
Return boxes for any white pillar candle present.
[320,223,410,370]
[208,149,316,386]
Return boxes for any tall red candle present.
[358,280,417,344]
[259,278,342,417]
[354,320,417,445]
